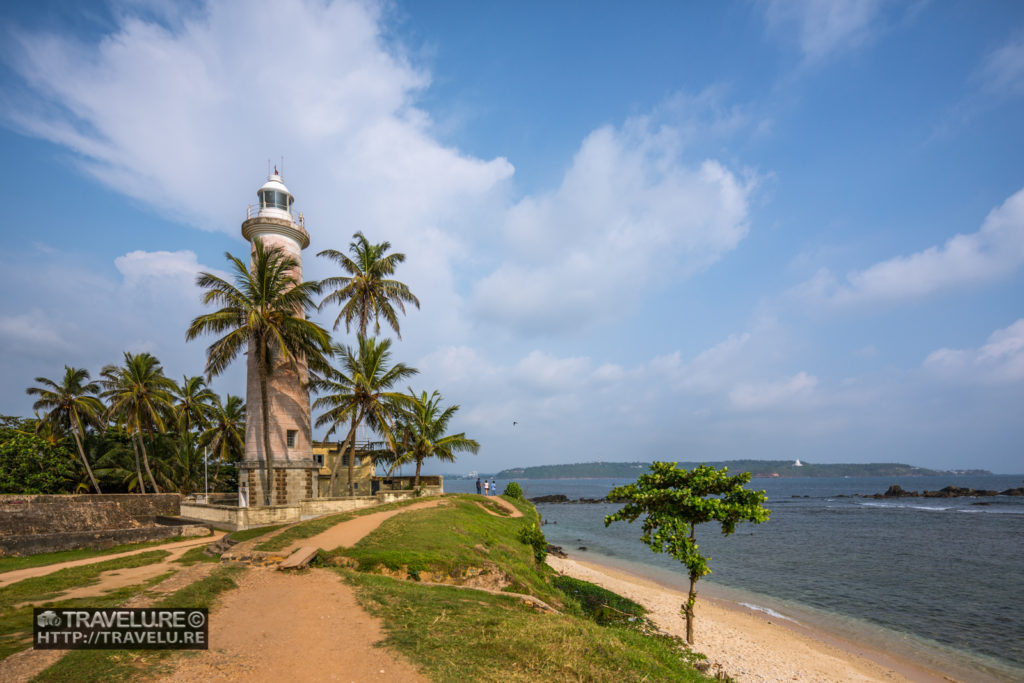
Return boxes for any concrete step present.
[278,546,319,570]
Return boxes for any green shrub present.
[553,575,646,627]
[517,521,547,563]
[503,481,524,500]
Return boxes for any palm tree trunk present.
[414,458,422,490]
[258,349,274,506]
[139,434,160,493]
[328,414,359,496]
[71,427,102,494]
[347,413,357,496]
[131,436,146,493]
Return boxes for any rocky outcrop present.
[866,485,1024,499]
[529,494,608,504]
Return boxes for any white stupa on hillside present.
[794,459,803,467]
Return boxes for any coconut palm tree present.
[173,376,216,434]
[317,232,419,489]
[317,231,420,339]
[313,336,418,496]
[26,366,105,493]
[187,238,332,506]
[199,394,246,490]
[388,389,479,489]
[100,352,176,493]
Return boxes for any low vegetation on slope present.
[329,494,713,682]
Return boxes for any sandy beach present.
[547,554,956,683]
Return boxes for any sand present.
[547,554,954,683]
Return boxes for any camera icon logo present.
[37,610,61,628]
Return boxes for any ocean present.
[447,474,1024,681]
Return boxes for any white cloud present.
[0,310,74,355]
[979,31,1024,96]
[2,0,512,354]
[472,118,754,333]
[114,249,211,286]
[729,371,818,409]
[794,187,1024,306]
[924,319,1024,384]
[761,0,885,63]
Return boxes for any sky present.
[1,0,1022,474]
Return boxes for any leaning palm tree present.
[199,394,246,490]
[313,336,418,496]
[100,352,176,493]
[187,238,332,506]
[173,376,216,435]
[389,389,479,489]
[26,366,105,493]
[317,231,420,339]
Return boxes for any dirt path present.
[473,495,523,518]
[162,567,427,682]
[166,504,452,681]
[283,499,447,554]
[0,532,224,589]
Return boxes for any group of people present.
[476,477,499,496]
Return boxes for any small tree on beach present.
[604,462,770,644]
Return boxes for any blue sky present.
[1,1,1022,473]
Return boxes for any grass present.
[0,537,187,574]
[553,575,650,628]
[346,571,712,682]
[324,494,559,604]
[33,565,245,682]
[329,493,712,681]
[0,550,172,662]
[173,545,221,566]
[227,524,287,543]
[255,496,430,552]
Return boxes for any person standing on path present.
[483,479,489,496]
[476,477,482,495]
[491,479,497,496]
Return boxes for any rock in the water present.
[530,494,570,504]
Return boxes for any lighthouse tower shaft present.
[237,172,318,506]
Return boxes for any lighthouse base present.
[238,460,319,507]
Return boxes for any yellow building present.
[312,440,376,497]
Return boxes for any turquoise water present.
[448,475,1024,681]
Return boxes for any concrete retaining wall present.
[181,486,444,530]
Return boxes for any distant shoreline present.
[496,461,996,480]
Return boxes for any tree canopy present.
[605,462,770,643]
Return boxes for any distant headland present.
[495,460,992,479]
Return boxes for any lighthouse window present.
[260,190,290,210]
[286,430,297,447]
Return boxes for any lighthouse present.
[237,170,319,506]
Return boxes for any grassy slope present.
[333,494,712,682]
